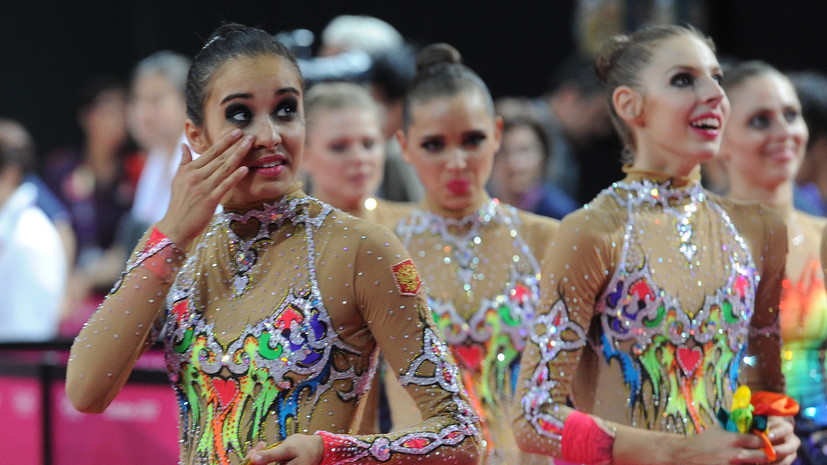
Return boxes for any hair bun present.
[416,43,462,73]
[594,34,630,84]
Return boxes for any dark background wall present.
[1,0,825,160]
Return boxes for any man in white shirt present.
[0,119,66,341]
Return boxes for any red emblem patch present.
[392,259,421,296]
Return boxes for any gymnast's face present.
[624,34,729,174]
[187,55,305,204]
[721,72,808,190]
[304,106,385,212]
[399,89,502,217]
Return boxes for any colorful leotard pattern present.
[781,257,827,425]
[514,170,786,459]
[593,184,755,434]
[395,198,556,464]
[128,190,479,464]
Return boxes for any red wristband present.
[315,431,368,464]
[128,227,184,282]
[560,411,615,465]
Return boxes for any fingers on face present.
[188,134,250,191]
[191,129,245,169]
[203,136,251,186]
[211,166,250,202]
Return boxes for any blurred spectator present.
[318,15,404,57]
[367,45,424,202]
[531,53,621,203]
[0,119,66,341]
[43,75,143,334]
[313,15,424,203]
[790,71,827,216]
[123,51,191,249]
[0,119,75,263]
[489,98,580,219]
[294,15,403,85]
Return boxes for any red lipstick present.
[447,178,470,195]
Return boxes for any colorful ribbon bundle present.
[717,386,799,461]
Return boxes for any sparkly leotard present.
[514,170,787,459]
[781,212,827,464]
[391,197,557,464]
[68,185,481,465]
[781,213,827,424]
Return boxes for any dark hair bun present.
[416,43,462,73]
[594,34,630,83]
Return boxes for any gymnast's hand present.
[670,424,774,464]
[155,129,250,250]
[765,416,799,465]
[244,434,324,465]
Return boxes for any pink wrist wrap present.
[315,431,360,465]
[560,411,615,465]
[129,227,183,282]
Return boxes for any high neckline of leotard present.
[621,164,702,189]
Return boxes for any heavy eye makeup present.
[462,131,487,148]
[420,136,446,153]
[225,103,252,125]
[273,97,299,120]
[223,96,300,127]
[668,69,722,88]
[670,72,695,88]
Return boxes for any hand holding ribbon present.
[717,386,799,461]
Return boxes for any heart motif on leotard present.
[211,377,240,410]
[676,347,703,377]
[453,345,484,371]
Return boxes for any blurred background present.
[2,0,826,157]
